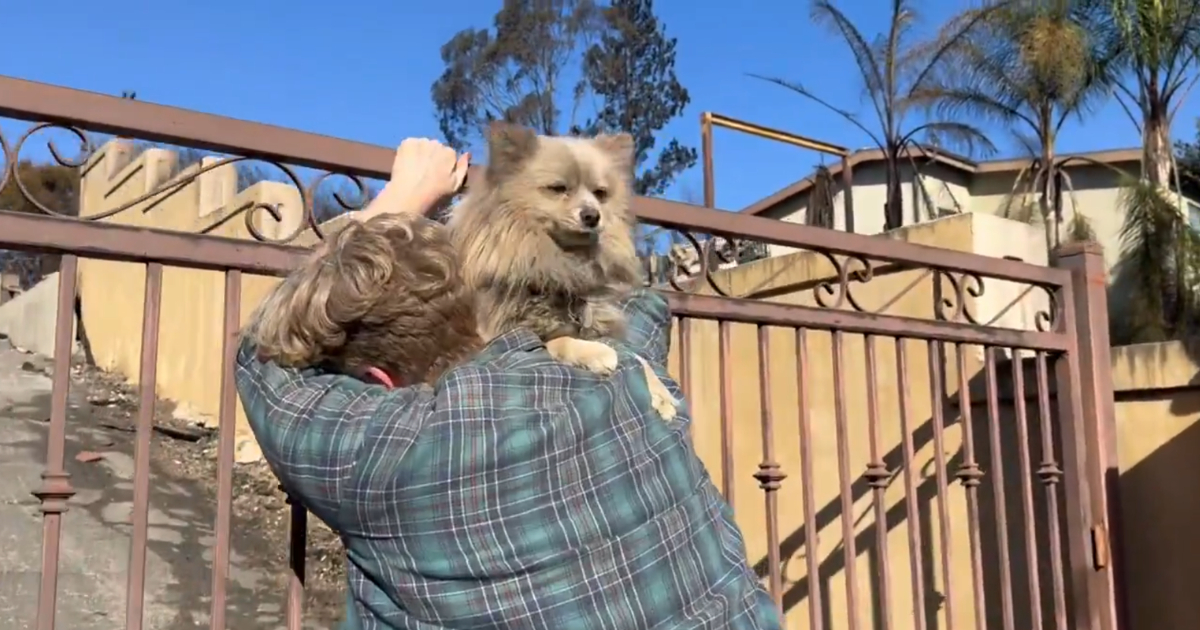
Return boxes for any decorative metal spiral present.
[1034,285,1060,333]
[0,122,371,245]
[814,252,874,311]
[935,270,986,324]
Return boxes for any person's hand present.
[386,138,470,216]
[354,138,469,223]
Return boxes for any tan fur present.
[245,213,482,386]
[448,122,678,419]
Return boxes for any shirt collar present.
[475,327,545,361]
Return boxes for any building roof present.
[739,146,1142,216]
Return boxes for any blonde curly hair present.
[245,212,481,385]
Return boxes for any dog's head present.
[449,122,642,294]
[484,122,635,247]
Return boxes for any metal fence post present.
[1054,241,1127,630]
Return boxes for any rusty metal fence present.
[0,76,1124,630]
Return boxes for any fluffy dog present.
[447,122,678,419]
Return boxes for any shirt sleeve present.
[233,338,432,526]
[615,288,672,367]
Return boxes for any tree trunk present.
[884,157,903,231]
[1144,104,1172,188]
[1041,143,1059,253]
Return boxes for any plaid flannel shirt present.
[235,288,780,630]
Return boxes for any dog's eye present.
[545,183,569,195]
[594,188,609,202]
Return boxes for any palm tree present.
[1107,0,1200,186]
[750,0,998,232]
[931,0,1113,253]
[1103,0,1200,343]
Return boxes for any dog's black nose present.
[579,206,601,228]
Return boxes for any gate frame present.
[0,74,1126,630]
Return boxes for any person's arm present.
[615,288,672,367]
[234,339,432,526]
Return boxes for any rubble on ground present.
[14,345,346,626]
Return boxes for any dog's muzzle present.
[578,205,601,229]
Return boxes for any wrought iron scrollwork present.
[813,252,873,311]
[646,229,1065,335]
[658,231,755,296]
[1034,285,1060,333]
[0,122,371,245]
[935,270,986,324]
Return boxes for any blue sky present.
[3,0,1197,213]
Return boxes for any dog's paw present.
[545,337,619,376]
[637,357,679,421]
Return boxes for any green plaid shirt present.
[235,289,780,630]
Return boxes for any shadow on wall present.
[745,351,1071,630]
[1116,355,1200,630]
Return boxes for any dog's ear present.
[487,122,537,179]
[594,133,635,175]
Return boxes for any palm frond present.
[1116,178,1200,342]
[746,74,886,147]
[809,0,888,126]
[901,121,997,158]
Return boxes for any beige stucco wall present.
[971,165,1129,272]
[763,159,1144,278]
[764,160,974,257]
[1109,340,1200,630]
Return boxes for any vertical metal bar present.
[678,316,693,437]
[287,501,307,629]
[34,254,79,630]
[795,328,823,630]
[841,154,855,233]
[985,347,1017,630]
[1036,351,1068,630]
[863,334,892,630]
[718,320,735,506]
[701,113,715,209]
[927,340,956,630]
[1011,349,1044,630]
[125,262,164,630]
[210,270,241,630]
[831,330,860,630]
[1052,279,1102,630]
[955,344,987,630]
[754,325,785,615]
[896,338,927,630]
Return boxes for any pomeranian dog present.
[447,122,678,419]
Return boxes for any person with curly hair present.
[235,139,779,630]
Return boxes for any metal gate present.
[0,75,1123,630]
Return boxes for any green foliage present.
[1065,210,1097,243]
[578,0,696,196]
[1112,179,1200,343]
[1104,0,1200,186]
[430,0,694,197]
[0,160,79,216]
[1176,118,1200,199]
[431,0,600,148]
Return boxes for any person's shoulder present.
[431,336,624,415]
